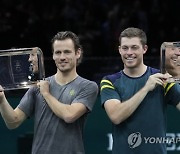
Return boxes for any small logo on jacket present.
[69,89,75,96]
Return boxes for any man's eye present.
[131,46,139,50]
[122,47,128,50]
[55,51,61,54]
[64,50,72,54]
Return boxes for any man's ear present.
[143,45,148,54]
[118,46,121,54]
[76,48,81,59]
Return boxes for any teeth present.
[126,58,133,60]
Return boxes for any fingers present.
[152,73,171,81]
[36,80,49,89]
[152,73,167,78]
[156,78,164,86]
[37,80,43,87]
[37,81,41,89]
[147,73,166,89]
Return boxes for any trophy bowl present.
[160,42,180,83]
[0,47,45,91]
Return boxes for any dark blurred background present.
[0,0,180,82]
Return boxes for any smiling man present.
[0,31,98,154]
[100,27,180,154]
[165,42,180,78]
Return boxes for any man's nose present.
[59,53,66,59]
[174,48,180,56]
[126,48,133,54]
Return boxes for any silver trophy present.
[0,47,45,90]
[160,42,180,83]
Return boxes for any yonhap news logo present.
[128,132,180,149]
[128,132,142,148]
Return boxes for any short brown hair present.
[51,31,83,65]
[119,27,147,46]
